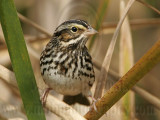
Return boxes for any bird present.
[40,19,97,106]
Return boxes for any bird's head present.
[53,19,97,50]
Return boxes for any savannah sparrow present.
[40,19,97,105]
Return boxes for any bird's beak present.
[84,27,98,36]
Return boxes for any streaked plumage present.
[40,20,97,105]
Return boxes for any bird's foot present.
[40,88,52,106]
[89,96,100,112]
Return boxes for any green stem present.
[84,40,160,120]
[0,0,46,120]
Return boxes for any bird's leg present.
[89,95,99,112]
[41,88,52,106]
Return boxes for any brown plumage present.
[40,19,97,105]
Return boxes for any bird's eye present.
[71,27,78,32]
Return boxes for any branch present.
[132,86,160,110]
[0,100,27,120]
[0,64,86,120]
[18,13,52,37]
[45,95,86,120]
[92,60,160,111]
[85,40,160,120]
[2,13,160,112]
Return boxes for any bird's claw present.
[40,88,51,106]
[89,96,100,112]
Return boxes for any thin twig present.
[85,39,160,119]
[46,94,86,120]
[94,0,136,99]
[0,49,10,66]
[92,59,160,111]
[26,42,40,60]
[2,14,160,112]
[0,25,5,43]
[102,18,160,35]
[18,13,52,37]
[2,11,160,111]
[1,51,160,120]
[0,64,86,120]
[136,0,160,15]
[0,65,17,86]
[0,100,27,120]
[2,7,160,118]
[25,35,50,43]
[102,18,160,29]
[132,86,160,110]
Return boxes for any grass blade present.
[0,65,86,120]
[92,60,160,111]
[94,0,135,99]
[88,0,110,50]
[0,0,46,120]
[119,1,135,119]
[85,39,160,120]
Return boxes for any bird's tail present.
[63,93,90,106]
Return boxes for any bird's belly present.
[42,70,82,95]
[40,49,95,96]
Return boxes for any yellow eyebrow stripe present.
[71,24,87,30]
